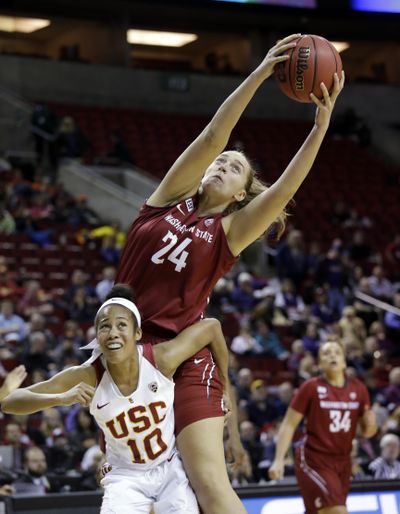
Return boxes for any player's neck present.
[323,372,345,388]
[107,352,139,395]
[197,192,228,217]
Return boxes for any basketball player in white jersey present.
[2,284,232,514]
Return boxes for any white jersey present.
[90,344,175,471]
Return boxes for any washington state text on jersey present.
[164,214,214,243]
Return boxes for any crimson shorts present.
[142,336,224,436]
[294,445,352,514]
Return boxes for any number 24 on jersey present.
[151,231,192,272]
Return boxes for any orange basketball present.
[275,35,342,103]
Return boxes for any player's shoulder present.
[297,376,321,393]
[347,376,368,392]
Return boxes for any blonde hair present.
[223,154,291,240]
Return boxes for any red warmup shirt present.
[290,376,370,457]
[116,196,236,338]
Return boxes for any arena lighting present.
[127,29,198,47]
[0,16,50,33]
[330,41,350,53]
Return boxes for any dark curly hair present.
[96,283,138,328]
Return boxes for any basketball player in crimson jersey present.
[2,284,231,513]
[110,34,345,513]
[269,341,377,514]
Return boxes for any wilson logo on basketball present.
[296,46,311,91]
[148,382,158,393]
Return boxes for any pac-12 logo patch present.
[350,392,357,400]
[204,218,214,227]
[148,382,158,393]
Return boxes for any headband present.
[95,297,141,328]
[80,297,141,353]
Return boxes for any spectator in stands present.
[287,339,305,374]
[310,287,337,325]
[236,368,254,403]
[14,446,51,494]
[230,324,261,355]
[0,200,16,235]
[17,280,54,318]
[21,331,55,374]
[46,428,74,473]
[331,107,371,147]
[0,264,21,301]
[95,266,116,301]
[384,367,400,410]
[346,230,373,264]
[56,116,90,160]
[237,420,264,483]
[274,278,306,335]
[67,287,98,322]
[368,265,394,302]
[316,247,348,318]
[274,382,294,419]
[253,318,288,359]
[105,130,135,166]
[331,200,351,226]
[39,408,64,447]
[86,220,126,250]
[1,422,31,469]
[63,270,98,306]
[301,321,321,356]
[30,104,58,170]
[52,320,84,368]
[230,272,258,313]
[99,234,120,265]
[276,230,308,292]
[368,434,400,479]
[27,313,56,348]
[246,380,279,429]
[67,408,98,464]
[339,306,367,347]
[0,299,28,342]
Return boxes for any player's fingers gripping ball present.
[275,34,343,103]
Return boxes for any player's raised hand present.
[268,459,285,481]
[62,382,95,407]
[310,71,345,130]
[3,365,27,392]
[257,34,301,80]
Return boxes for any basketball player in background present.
[2,284,231,513]
[108,33,345,513]
[269,340,377,514]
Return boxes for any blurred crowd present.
[1,152,400,496]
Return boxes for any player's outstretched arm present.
[153,318,229,386]
[1,365,96,415]
[269,407,303,481]
[147,35,300,208]
[224,72,345,256]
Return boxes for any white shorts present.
[100,452,199,514]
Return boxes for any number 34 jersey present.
[290,376,371,457]
[90,344,175,471]
[115,196,236,339]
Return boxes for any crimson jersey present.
[116,196,236,338]
[291,376,370,457]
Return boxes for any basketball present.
[275,34,343,103]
